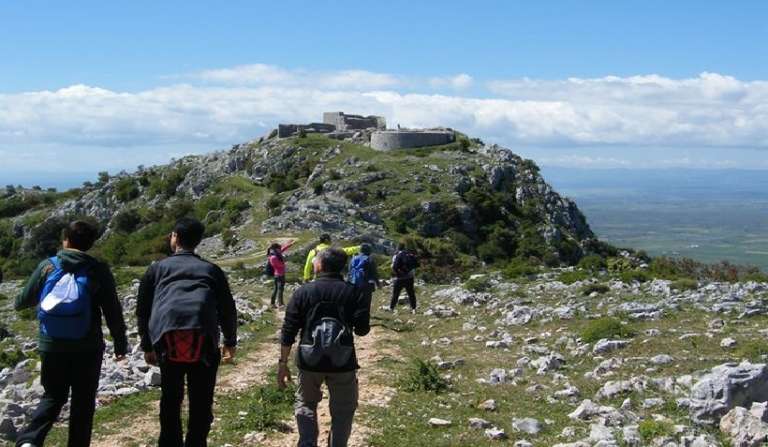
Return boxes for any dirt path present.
[260,323,400,447]
[90,331,282,447]
[90,310,401,447]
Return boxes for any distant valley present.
[545,168,768,270]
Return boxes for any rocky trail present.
[89,309,399,447]
[90,334,281,447]
[260,323,400,447]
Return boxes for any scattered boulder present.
[512,417,541,435]
[682,362,768,425]
[720,402,768,446]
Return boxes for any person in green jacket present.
[14,220,128,447]
[303,234,361,282]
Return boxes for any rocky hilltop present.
[1,132,597,278]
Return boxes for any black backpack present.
[298,300,354,369]
[395,251,419,276]
[264,260,275,277]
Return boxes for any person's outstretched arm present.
[281,239,296,253]
[98,264,128,358]
[15,259,51,311]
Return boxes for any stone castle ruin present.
[275,112,455,151]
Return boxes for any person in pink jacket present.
[268,239,295,308]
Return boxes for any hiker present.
[302,234,360,282]
[14,220,128,447]
[278,248,372,447]
[389,243,419,312]
[136,217,237,447]
[348,243,380,305]
[267,239,296,308]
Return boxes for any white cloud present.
[1,67,768,175]
[429,73,473,90]
[196,64,401,90]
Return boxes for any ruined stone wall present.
[370,130,455,151]
[323,112,385,131]
[277,123,336,138]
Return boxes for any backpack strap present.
[48,256,61,270]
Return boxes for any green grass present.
[46,390,161,446]
[209,371,296,444]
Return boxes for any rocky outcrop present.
[680,362,768,425]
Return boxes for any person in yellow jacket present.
[303,234,361,282]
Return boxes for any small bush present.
[670,278,698,291]
[311,180,324,195]
[581,283,610,295]
[399,359,449,393]
[638,419,673,442]
[464,276,492,293]
[0,349,26,369]
[580,317,635,343]
[266,196,283,215]
[578,254,607,272]
[559,270,590,285]
[114,178,140,202]
[113,209,142,233]
[503,259,538,279]
[620,269,651,284]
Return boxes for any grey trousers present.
[295,369,359,447]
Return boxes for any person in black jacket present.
[136,217,237,447]
[14,220,128,447]
[278,248,371,447]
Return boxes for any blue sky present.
[2,1,768,187]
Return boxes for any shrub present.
[580,317,635,343]
[559,270,590,285]
[113,209,142,233]
[0,349,26,369]
[581,283,610,296]
[221,229,237,247]
[266,196,283,215]
[311,180,324,195]
[620,269,651,284]
[502,258,538,279]
[578,254,607,272]
[464,276,492,293]
[638,419,673,442]
[670,278,698,291]
[398,359,449,393]
[114,178,140,202]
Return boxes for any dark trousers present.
[271,276,286,306]
[390,277,416,310]
[15,350,103,447]
[158,356,220,447]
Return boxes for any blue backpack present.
[37,257,93,340]
[348,254,370,285]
